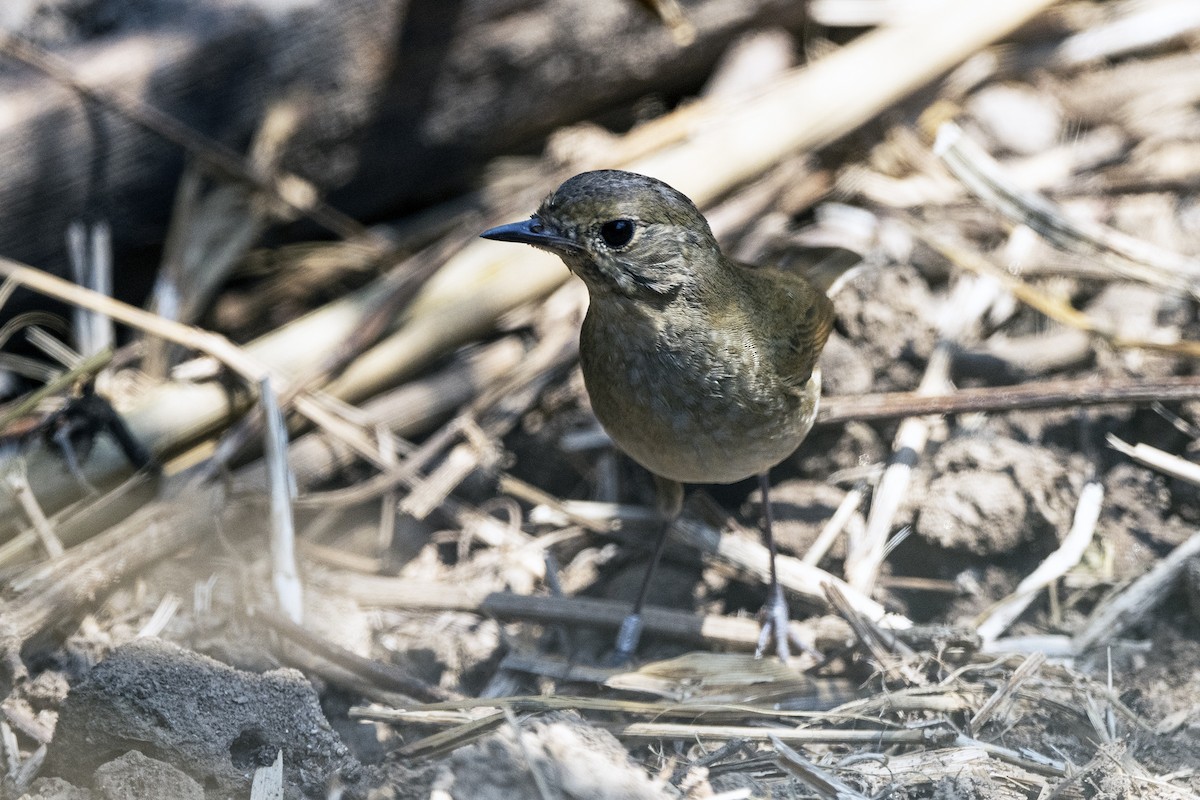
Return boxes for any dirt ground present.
[3,1,1200,799]
[12,251,1200,798]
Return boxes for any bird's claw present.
[606,613,645,667]
[754,583,801,662]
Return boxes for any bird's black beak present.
[480,218,581,252]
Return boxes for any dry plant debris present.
[1,0,1200,798]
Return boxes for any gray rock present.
[44,639,363,800]
[92,751,202,800]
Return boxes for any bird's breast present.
[579,302,818,485]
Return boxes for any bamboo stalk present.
[817,375,1200,425]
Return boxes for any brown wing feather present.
[735,262,835,390]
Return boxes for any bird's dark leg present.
[755,471,793,661]
[610,475,683,664]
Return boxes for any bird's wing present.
[739,264,836,390]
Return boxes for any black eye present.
[599,219,635,248]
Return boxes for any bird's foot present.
[605,613,645,667]
[754,582,805,662]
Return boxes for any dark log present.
[0,0,804,286]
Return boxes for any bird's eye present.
[599,219,635,248]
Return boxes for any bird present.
[481,169,835,662]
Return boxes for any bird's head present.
[482,170,719,299]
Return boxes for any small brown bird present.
[482,170,834,661]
